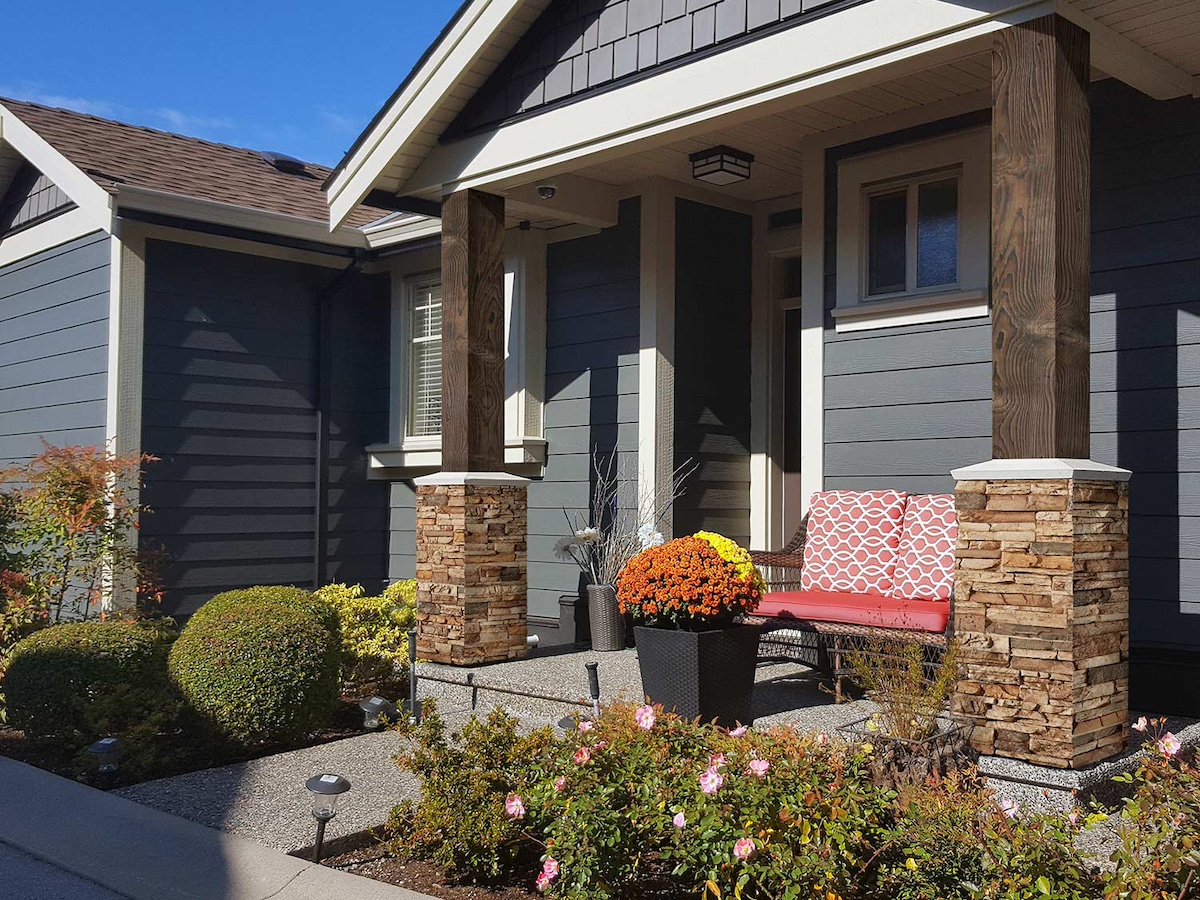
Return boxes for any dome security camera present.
[536,183,557,200]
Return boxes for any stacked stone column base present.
[415,474,528,666]
[951,460,1130,769]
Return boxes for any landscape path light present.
[358,696,398,730]
[306,773,351,864]
[87,737,119,775]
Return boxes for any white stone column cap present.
[413,471,530,486]
[951,458,1131,482]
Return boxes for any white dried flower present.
[637,522,664,550]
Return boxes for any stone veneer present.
[415,479,528,665]
[952,477,1129,769]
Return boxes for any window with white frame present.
[407,277,443,437]
[835,128,989,332]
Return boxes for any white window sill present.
[832,290,988,333]
[366,437,548,477]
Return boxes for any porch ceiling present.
[572,51,993,204]
[1065,0,1200,76]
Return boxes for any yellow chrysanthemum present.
[692,531,766,595]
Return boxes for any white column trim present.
[639,181,676,537]
[798,148,826,518]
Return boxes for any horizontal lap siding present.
[822,82,1200,662]
[140,240,389,615]
[532,198,641,619]
[1090,80,1200,655]
[0,232,109,466]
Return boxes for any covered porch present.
[327,0,1200,769]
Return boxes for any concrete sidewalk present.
[0,756,437,900]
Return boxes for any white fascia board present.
[0,103,113,232]
[1057,4,1192,101]
[405,0,1053,195]
[113,184,368,249]
[363,216,442,250]
[0,207,102,268]
[326,0,528,228]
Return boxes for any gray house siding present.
[530,197,641,620]
[674,199,752,545]
[139,239,389,616]
[820,81,1200,707]
[0,169,73,235]
[0,232,109,466]
[447,0,843,136]
[385,200,642,622]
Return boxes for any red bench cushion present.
[800,490,908,595]
[889,493,958,603]
[757,590,950,633]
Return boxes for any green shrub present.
[316,580,417,685]
[392,702,1144,899]
[5,620,175,740]
[168,586,340,747]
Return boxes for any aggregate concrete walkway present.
[0,756,435,900]
[0,840,131,899]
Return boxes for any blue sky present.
[0,0,463,168]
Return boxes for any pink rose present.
[1132,716,1148,732]
[553,776,567,792]
[542,857,560,878]
[578,720,594,732]
[998,798,1020,820]
[747,759,770,778]
[708,752,726,769]
[536,872,552,892]
[505,793,525,819]
[733,837,756,861]
[729,725,748,738]
[699,767,724,794]
[816,732,829,746]
[1157,732,1182,757]
[573,746,591,765]
[1068,810,1079,826]
[673,811,686,829]
[635,704,656,730]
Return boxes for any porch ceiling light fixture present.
[689,145,754,186]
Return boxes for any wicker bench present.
[747,490,956,700]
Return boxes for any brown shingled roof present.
[0,98,391,229]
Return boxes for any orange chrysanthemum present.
[616,536,762,630]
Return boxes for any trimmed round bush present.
[168,587,340,747]
[6,620,174,739]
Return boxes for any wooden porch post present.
[415,187,529,665]
[440,188,507,472]
[952,15,1132,770]
[990,14,1091,459]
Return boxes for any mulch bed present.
[324,843,690,899]
[0,699,367,789]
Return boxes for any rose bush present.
[387,702,1200,899]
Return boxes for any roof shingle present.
[0,98,390,229]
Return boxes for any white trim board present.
[401,0,1051,196]
[0,207,102,268]
[0,102,113,232]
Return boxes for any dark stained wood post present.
[990,14,1091,459]
[441,188,506,472]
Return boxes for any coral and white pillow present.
[889,494,958,602]
[800,490,908,595]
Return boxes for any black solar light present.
[87,737,119,775]
[558,662,603,730]
[358,696,398,730]
[402,628,421,723]
[306,773,351,864]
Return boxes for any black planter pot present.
[634,623,761,726]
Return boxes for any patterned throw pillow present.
[889,494,958,602]
[800,490,908,595]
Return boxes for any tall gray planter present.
[586,584,625,652]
